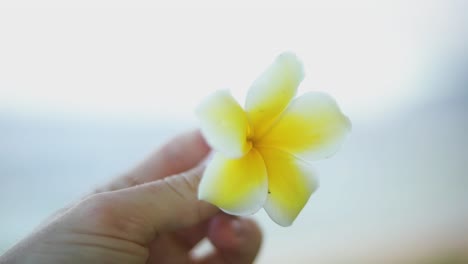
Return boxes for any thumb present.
[72,165,219,246]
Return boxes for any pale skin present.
[0,131,262,264]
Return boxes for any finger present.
[196,214,262,264]
[93,130,210,193]
[146,220,211,264]
[147,213,240,263]
[174,219,211,249]
[71,165,219,246]
[50,130,210,224]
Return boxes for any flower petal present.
[196,90,251,158]
[198,149,268,215]
[257,147,318,226]
[245,52,304,140]
[257,92,351,161]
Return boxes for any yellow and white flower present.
[196,52,351,226]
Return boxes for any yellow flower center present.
[245,125,255,152]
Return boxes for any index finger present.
[93,130,210,193]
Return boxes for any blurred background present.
[1,2,467,263]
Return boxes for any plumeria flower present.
[196,52,351,226]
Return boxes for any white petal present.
[245,52,304,140]
[257,92,351,161]
[258,147,318,226]
[198,149,268,215]
[196,90,251,158]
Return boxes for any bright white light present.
[0,3,463,121]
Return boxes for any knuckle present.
[78,193,119,227]
[75,193,149,242]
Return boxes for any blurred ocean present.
[1,91,467,263]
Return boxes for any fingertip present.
[207,214,240,250]
[235,218,263,255]
[207,214,262,261]
[183,129,211,154]
[193,129,210,151]
[154,130,211,178]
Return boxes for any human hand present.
[0,131,262,264]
